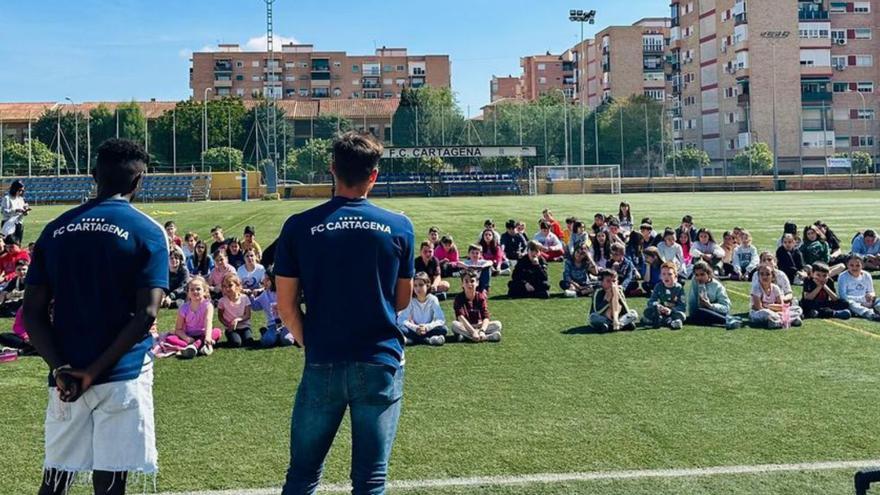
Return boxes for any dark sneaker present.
[178,345,197,360]
[833,310,852,320]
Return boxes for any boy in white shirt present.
[837,255,880,321]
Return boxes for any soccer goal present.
[528,164,622,195]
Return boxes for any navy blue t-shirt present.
[27,198,169,385]
[274,196,414,369]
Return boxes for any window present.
[235,61,244,68]
[332,88,342,97]
[644,72,665,82]
[831,30,846,43]
[285,62,295,69]
[352,64,360,73]
[251,75,261,82]
[217,88,230,96]
[352,79,360,86]
[333,61,341,68]
[726,112,736,124]
[235,75,244,81]
[724,87,738,98]
[352,92,360,98]
[857,82,874,92]
[396,78,407,86]
[539,77,547,84]
[727,139,736,150]
[312,87,329,98]
[835,136,850,148]
[833,82,850,92]
[285,75,295,81]
[235,88,244,97]
[298,62,309,68]
[854,29,872,40]
[383,92,394,98]
[856,109,875,120]
[538,64,546,70]
[830,2,846,13]
[832,56,847,68]
[298,88,309,97]
[251,61,259,67]
[644,89,665,100]
[856,55,873,67]
[858,136,875,147]
[396,65,405,71]
[854,2,871,13]
[383,64,394,72]
[799,27,830,39]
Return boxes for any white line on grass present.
[158,458,880,494]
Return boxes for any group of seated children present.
[152,222,292,359]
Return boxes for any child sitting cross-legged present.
[642,261,687,330]
[837,254,880,321]
[508,241,551,299]
[164,277,222,359]
[453,269,503,343]
[251,270,297,348]
[455,244,494,293]
[609,242,642,297]
[415,241,451,298]
[218,273,254,347]
[397,272,448,346]
[560,245,598,297]
[749,263,803,329]
[589,269,639,332]
[801,262,852,320]
[687,261,742,330]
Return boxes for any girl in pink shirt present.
[164,277,222,359]
[436,235,460,277]
[208,250,236,300]
[218,273,253,348]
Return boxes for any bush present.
[732,142,773,175]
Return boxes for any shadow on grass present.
[562,325,613,335]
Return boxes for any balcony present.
[801,91,833,103]
[362,78,381,89]
[738,121,750,133]
[311,60,330,72]
[643,45,665,54]
[738,93,751,105]
[214,79,232,88]
[410,77,426,88]
[799,10,829,20]
[734,13,747,25]
[802,118,833,131]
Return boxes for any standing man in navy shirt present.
[275,131,414,495]
[24,139,168,495]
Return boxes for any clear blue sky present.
[0,0,668,113]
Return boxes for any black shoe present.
[833,310,852,320]
[806,309,819,319]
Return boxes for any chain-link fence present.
[1,96,877,184]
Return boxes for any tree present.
[202,147,244,171]
[292,138,333,182]
[835,151,874,174]
[667,147,710,173]
[150,97,248,170]
[31,108,87,173]
[2,139,66,175]
[312,114,353,140]
[732,142,773,175]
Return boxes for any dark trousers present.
[687,308,729,327]
[802,298,849,318]
[0,332,35,354]
[225,327,254,347]
[507,280,549,299]
[12,223,22,246]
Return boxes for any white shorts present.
[44,369,157,474]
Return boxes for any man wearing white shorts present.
[24,138,168,495]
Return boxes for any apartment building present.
[491,18,671,108]
[576,18,672,110]
[190,44,451,101]
[669,0,879,172]
[490,75,524,101]
[518,52,578,100]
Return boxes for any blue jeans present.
[282,361,404,495]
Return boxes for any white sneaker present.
[199,344,214,356]
[564,289,577,298]
[485,333,502,342]
[426,335,446,346]
[669,319,683,330]
[499,268,511,276]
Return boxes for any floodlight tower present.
[265,0,279,192]
[569,9,596,166]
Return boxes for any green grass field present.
[3,191,880,495]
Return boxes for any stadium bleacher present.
[374,173,522,198]
[4,174,212,204]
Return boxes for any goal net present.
[529,164,622,195]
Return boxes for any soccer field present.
[3,191,880,495]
